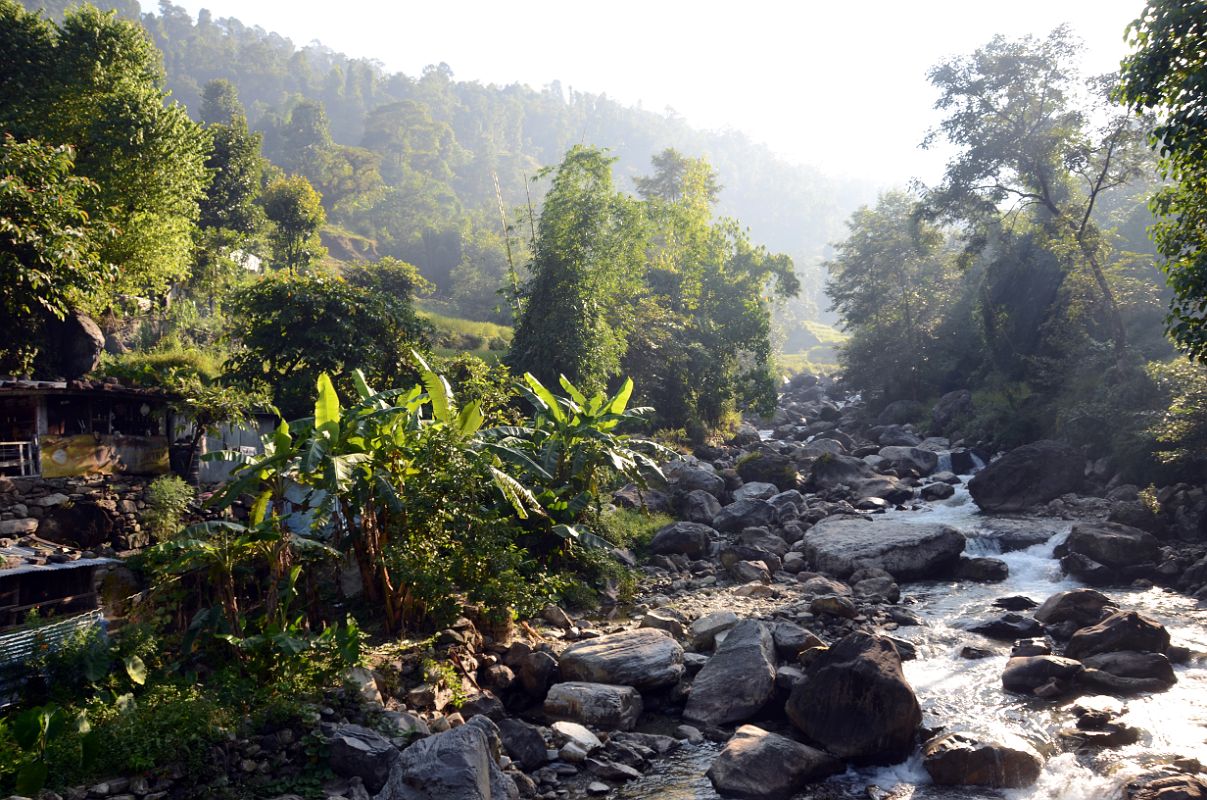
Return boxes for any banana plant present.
[482,373,674,547]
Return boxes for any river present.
[614,477,1207,800]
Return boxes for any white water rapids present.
[615,478,1207,800]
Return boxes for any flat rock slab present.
[559,628,685,690]
[803,517,965,580]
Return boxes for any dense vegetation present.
[826,20,1207,484]
[6,0,1207,794]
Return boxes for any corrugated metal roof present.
[0,539,118,577]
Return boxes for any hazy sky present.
[161,0,1144,188]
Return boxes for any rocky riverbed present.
[33,375,1207,800]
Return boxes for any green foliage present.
[99,346,223,387]
[1120,0,1207,362]
[142,475,194,541]
[0,0,211,312]
[223,272,430,418]
[595,508,674,552]
[826,191,958,403]
[508,146,647,396]
[197,80,267,236]
[0,135,109,373]
[262,175,327,272]
[1148,358,1207,478]
[626,149,799,435]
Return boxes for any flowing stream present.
[615,477,1207,800]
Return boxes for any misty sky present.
[160,0,1144,189]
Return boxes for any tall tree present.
[0,0,211,311]
[0,136,109,372]
[506,146,646,395]
[262,175,326,272]
[924,27,1149,361]
[1119,0,1207,361]
[197,79,266,235]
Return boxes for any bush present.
[142,475,194,541]
[596,508,673,552]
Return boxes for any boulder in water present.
[803,517,965,580]
[1081,651,1176,686]
[969,613,1044,641]
[1064,611,1170,660]
[1033,589,1115,628]
[1002,655,1084,695]
[967,440,1083,513]
[923,731,1043,789]
[879,445,939,476]
[786,632,921,764]
[706,725,842,799]
[1126,774,1207,800]
[1064,521,1160,569]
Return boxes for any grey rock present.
[803,517,965,580]
[706,725,841,799]
[689,611,739,650]
[680,490,723,524]
[1065,611,1170,660]
[968,440,1083,513]
[497,719,548,772]
[1033,589,1115,627]
[543,682,643,731]
[327,724,400,795]
[649,522,715,559]
[923,732,1043,789]
[785,633,921,764]
[712,498,777,533]
[376,716,516,800]
[684,620,776,726]
[1002,656,1083,695]
[559,629,684,690]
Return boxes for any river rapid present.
[614,478,1207,800]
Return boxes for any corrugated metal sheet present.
[0,610,105,706]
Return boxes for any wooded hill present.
[23,0,870,334]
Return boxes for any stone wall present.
[0,474,154,552]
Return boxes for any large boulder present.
[1002,656,1084,695]
[878,446,939,476]
[689,611,740,650]
[327,723,400,794]
[712,498,777,533]
[923,732,1043,789]
[1064,522,1160,569]
[1064,611,1170,660]
[1033,589,1116,628]
[543,682,643,731]
[684,620,776,726]
[736,452,798,492]
[967,440,1083,513]
[1081,651,1176,686]
[559,628,684,690]
[808,454,875,491]
[931,390,974,435]
[376,716,517,800]
[649,522,715,559]
[47,310,105,379]
[675,464,727,499]
[786,633,921,764]
[496,718,548,771]
[680,490,723,524]
[1127,774,1207,800]
[803,517,965,580]
[706,725,841,799]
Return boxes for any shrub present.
[596,508,673,552]
[142,475,194,541]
